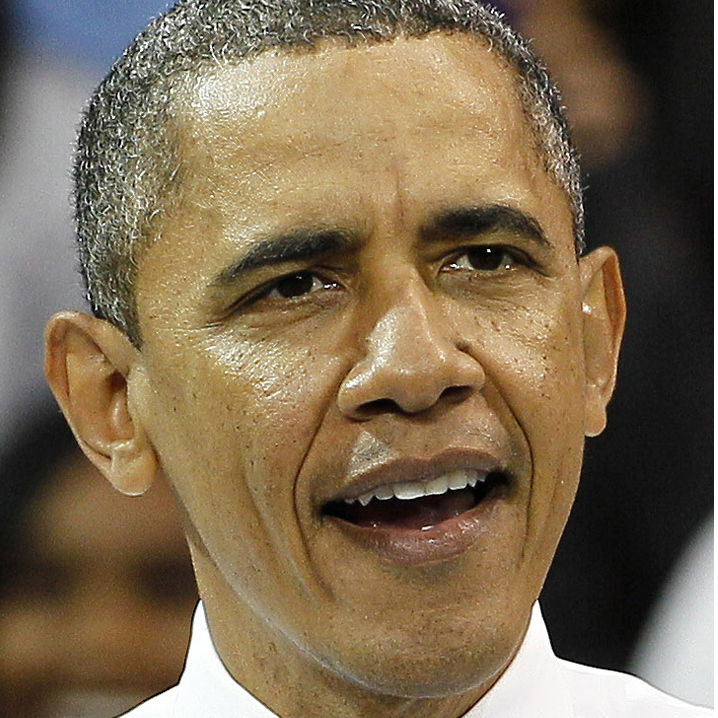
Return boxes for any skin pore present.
[46,33,624,718]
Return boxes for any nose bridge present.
[338,275,484,417]
[367,280,449,371]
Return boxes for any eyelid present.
[263,272,329,299]
[232,267,339,311]
[442,243,533,269]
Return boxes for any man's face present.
[131,34,602,699]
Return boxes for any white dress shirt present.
[122,602,712,718]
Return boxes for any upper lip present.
[322,448,504,506]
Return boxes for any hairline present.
[75,5,584,347]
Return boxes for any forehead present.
[178,33,523,142]
[170,33,551,199]
[143,33,573,289]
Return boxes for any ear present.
[44,311,159,496]
[579,247,626,437]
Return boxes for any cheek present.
[475,292,585,434]
[148,331,332,442]
[140,331,343,547]
[136,332,349,619]
[470,294,585,559]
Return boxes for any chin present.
[314,614,523,701]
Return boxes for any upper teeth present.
[344,469,485,507]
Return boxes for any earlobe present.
[579,247,626,437]
[44,311,159,495]
[108,437,159,496]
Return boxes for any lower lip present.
[325,486,509,566]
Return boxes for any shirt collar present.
[174,603,276,717]
[172,602,573,718]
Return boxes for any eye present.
[262,271,338,300]
[446,246,517,272]
[227,269,343,318]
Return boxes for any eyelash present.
[236,271,340,310]
[442,245,525,273]
[263,272,339,300]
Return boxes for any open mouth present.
[322,469,508,531]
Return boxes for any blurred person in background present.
[0,410,197,718]
[0,5,198,717]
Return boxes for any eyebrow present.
[425,204,549,247]
[210,229,356,287]
[210,203,548,288]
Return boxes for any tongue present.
[342,488,477,530]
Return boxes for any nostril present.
[356,398,403,418]
[352,385,472,419]
[441,385,472,404]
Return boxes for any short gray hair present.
[74,0,584,346]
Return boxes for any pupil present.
[468,247,507,271]
[277,272,314,298]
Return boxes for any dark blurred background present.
[0,0,712,715]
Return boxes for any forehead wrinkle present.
[175,117,523,229]
[381,153,411,239]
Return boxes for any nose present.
[337,281,485,419]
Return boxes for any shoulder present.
[558,658,713,717]
[117,686,180,718]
